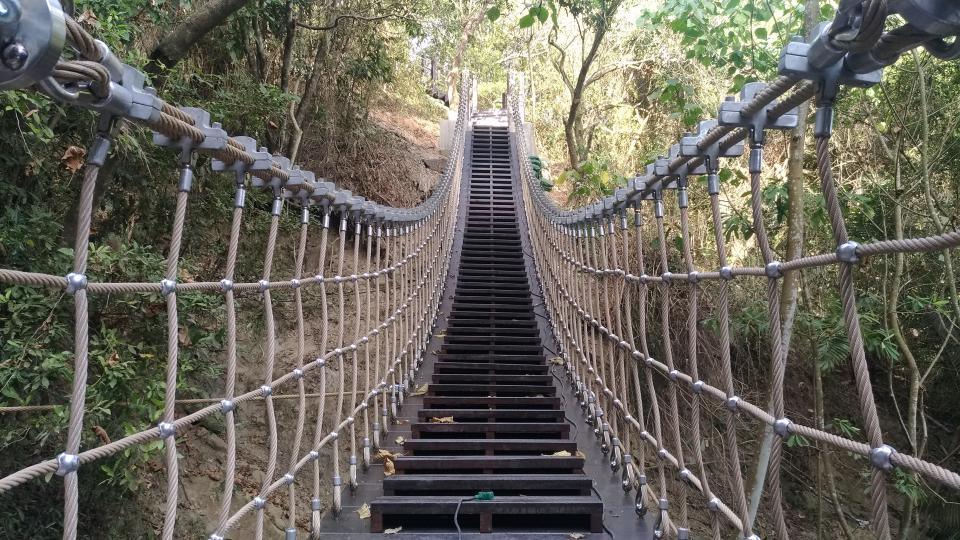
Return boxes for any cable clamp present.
[160,278,176,297]
[837,240,861,264]
[220,399,235,413]
[253,496,266,510]
[65,272,87,295]
[765,261,783,279]
[774,417,793,437]
[725,396,741,411]
[55,452,80,476]
[718,82,800,145]
[869,444,896,471]
[158,421,176,439]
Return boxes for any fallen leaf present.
[545,450,571,457]
[178,327,192,346]
[178,268,195,283]
[430,416,454,423]
[375,449,396,461]
[383,459,395,477]
[105,352,120,367]
[569,534,585,539]
[384,527,403,535]
[357,503,371,519]
[77,8,98,25]
[61,146,86,173]
[550,357,564,365]
[92,425,111,445]
[410,384,428,396]
[395,436,405,446]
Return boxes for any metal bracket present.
[212,135,270,179]
[153,108,227,155]
[680,119,744,173]
[718,82,800,145]
[0,0,65,90]
[780,22,883,122]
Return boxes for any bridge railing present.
[509,1,960,538]
[0,5,471,539]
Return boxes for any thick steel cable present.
[159,176,191,540]
[308,207,331,538]
[815,134,892,539]
[253,201,282,540]
[61,159,101,540]
[213,188,244,536]
[707,183,753,536]
[285,211,310,535]
[678,196,722,540]
[653,202,691,534]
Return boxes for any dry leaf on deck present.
[430,416,454,423]
[569,534,586,539]
[550,357,564,365]
[395,436,405,446]
[546,450,571,457]
[375,449,396,461]
[357,503,371,519]
[384,527,403,535]
[383,458,395,477]
[410,384,428,396]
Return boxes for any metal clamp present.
[0,0,65,90]
[718,82,800,145]
[153,108,227,154]
[55,452,80,476]
[774,417,793,437]
[65,272,87,295]
[869,444,896,471]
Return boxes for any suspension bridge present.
[2,0,960,538]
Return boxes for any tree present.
[545,0,625,170]
[147,0,253,77]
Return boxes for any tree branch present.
[295,10,406,31]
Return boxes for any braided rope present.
[506,69,960,538]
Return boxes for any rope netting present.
[0,13,472,540]
[508,3,960,537]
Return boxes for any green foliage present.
[786,433,811,448]
[557,158,623,205]
[641,0,815,90]
[647,78,704,128]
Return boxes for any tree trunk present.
[280,0,297,93]
[746,0,817,522]
[446,3,491,106]
[563,23,606,170]
[147,0,252,77]
[253,8,269,81]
